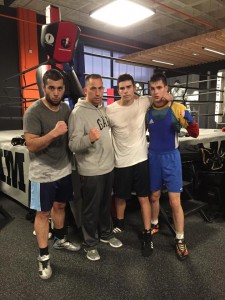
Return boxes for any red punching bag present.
[40,21,84,102]
[41,22,80,64]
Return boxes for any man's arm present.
[186,121,199,138]
[25,121,68,153]
[180,110,199,138]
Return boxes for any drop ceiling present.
[1,0,225,69]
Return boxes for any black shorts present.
[113,160,150,199]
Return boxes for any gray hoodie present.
[68,98,114,176]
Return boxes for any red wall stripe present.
[17,8,40,112]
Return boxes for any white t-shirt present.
[106,96,152,168]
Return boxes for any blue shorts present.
[148,149,183,193]
[29,174,73,212]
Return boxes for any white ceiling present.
[1,0,225,68]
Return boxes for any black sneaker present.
[175,239,188,260]
[113,218,125,233]
[142,230,154,257]
[151,223,159,235]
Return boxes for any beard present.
[45,94,61,107]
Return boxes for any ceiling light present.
[202,47,225,56]
[152,59,174,66]
[90,0,155,27]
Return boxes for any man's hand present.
[52,121,68,137]
[162,92,173,102]
[89,128,100,143]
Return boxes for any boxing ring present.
[0,130,29,207]
[0,129,225,208]
[179,128,225,147]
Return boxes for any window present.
[84,46,154,101]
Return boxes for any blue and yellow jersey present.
[146,101,189,152]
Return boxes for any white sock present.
[176,232,184,240]
[151,219,158,225]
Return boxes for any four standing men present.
[24,69,198,279]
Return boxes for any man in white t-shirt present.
[106,73,153,257]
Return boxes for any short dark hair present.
[85,74,102,86]
[117,73,135,87]
[150,73,167,86]
[43,69,65,86]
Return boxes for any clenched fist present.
[89,128,100,143]
[53,121,68,137]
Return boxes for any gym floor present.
[1,194,225,300]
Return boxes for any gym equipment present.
[4,20,84,108]
[35,21,84,104]
[41,21,80,64]
[215,70,225,124]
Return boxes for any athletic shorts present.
[29,174,73,212]
[114,160,150,199]
[148,149,183,193]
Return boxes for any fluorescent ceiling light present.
[152,59,174,66]
[202,47,225,56]
[90,0,155,27]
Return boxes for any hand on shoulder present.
[162,92,173,102]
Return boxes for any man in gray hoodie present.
[68,74,122,261]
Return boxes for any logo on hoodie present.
[97,116,109,130]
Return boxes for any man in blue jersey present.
[147,73,199,260]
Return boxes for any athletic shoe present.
[37,254,52,280]
[151,223,159,235]
[142,230,154,257]
[113,218,125,233]
[175,239,189,260]
[100,237,123,248]
[84,249,100,261]
[53,238,81,251]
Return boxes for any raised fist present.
[53,121,68,137]
[89,128,100,142]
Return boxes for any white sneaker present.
[100,237,123,248]
[37,254,52,280]
[84,249,100,261]
[53,238,81,251]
